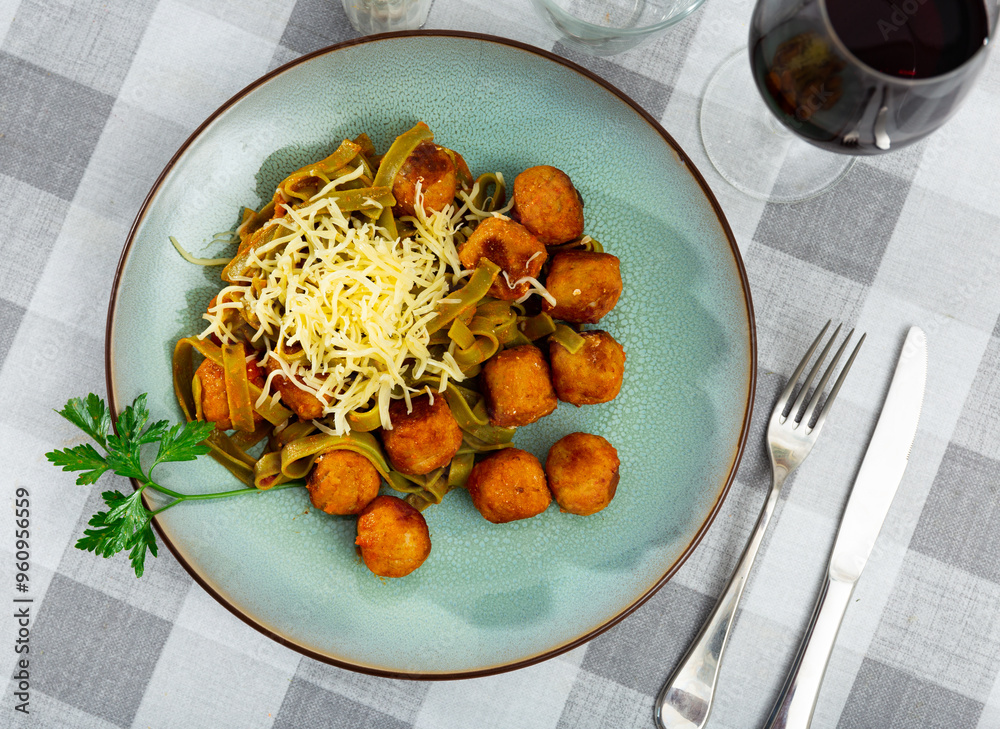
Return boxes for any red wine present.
[825,0,989,79]
[749,0,991,153]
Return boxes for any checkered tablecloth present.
[3,0,1000,727]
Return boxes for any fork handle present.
[654,483,784,729]
[762,576,855,729]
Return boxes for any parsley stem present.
[150,481,305,515]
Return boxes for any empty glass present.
[530,0,706,55]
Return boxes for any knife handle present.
[762,576,855,729]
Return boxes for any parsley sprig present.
[45,393,299,578]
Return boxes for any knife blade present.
[829,325,927,583]
[763,326,927,729]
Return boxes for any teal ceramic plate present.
[107,32,756,678]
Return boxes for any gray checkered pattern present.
[3,0,1000,726]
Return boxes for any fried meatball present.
[447,148,474,190]
[355,495,431,577]
[265,360,326,421]
[393,140,458,217]
[545,433,620,516]
[466,448,551,523]
[549,330,626,406]
[481,344,557,427]
[307,450,381,515]
[542,250,622,324]
[195,347,265,431]
[458,217,547,301]
[512,165,584,245]
[381,395,463,476]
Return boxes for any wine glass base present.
[700,51,855,204]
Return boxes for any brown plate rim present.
[105,29,758,681]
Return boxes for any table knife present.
[763,325,927,729]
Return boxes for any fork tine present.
[789,323,843,424]
[810,332,865,434]
[775,320,831,419]
[801,328,854,428]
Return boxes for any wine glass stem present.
[765,111,790,137]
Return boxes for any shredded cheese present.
[505,269,557,306]
[201,188,469,435]
[169,236,233,267]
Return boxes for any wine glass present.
[700,0,997,202]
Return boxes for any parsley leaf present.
[76,489,156,577]
[115,393,150,441]
[153,420,216,468]
[105,432,146,480]
[137,419,170,446]
[128,519,159,578]
[56,394,112,448]
[45,443,110,485]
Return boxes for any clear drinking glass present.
[341,0,432,34]
[530,0,706,56]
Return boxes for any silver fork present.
[653,321,864,729]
